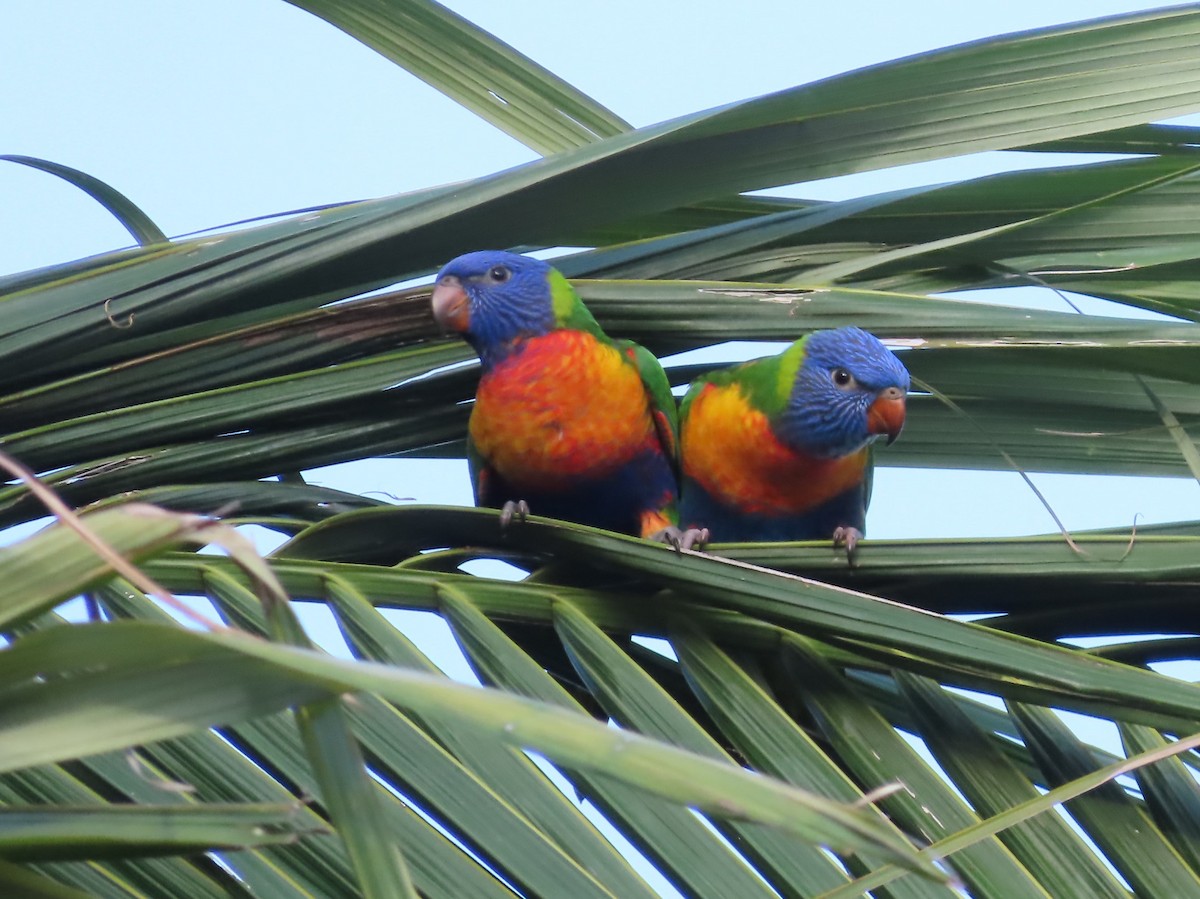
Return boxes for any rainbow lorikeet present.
[678,327,909,555]
[431,250,706,549]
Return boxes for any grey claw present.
[651,526,710,553]
[499,499,530,529]
[832,526,863,566]
[682,527,710,552]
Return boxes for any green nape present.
[548,270,605,337]
[687,336,809,417]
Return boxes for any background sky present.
[4,3,1197,893]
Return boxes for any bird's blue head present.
[431,250,556,365]
[775,327,911,458]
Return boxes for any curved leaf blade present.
[1,155,167,246]
[287,0,628,154]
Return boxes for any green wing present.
[465,434,491,506]
[617,339,681,471]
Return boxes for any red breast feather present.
[470,331,659,491]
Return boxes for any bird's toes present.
[499,499,530,529]
[650,526,710,553]
[832,526,863,565]
[679,527,710,552]
[649,526,681,551]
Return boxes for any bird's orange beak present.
[431,276,470,333]
[867,387,906,445]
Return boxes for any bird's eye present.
[488,265,511,283]
[831,367,855,388]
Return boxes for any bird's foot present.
[499,499,530,529]
[650,526,710,553]
[832,526,863,566]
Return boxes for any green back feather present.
[680,336,809,423]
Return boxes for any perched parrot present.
[678,327,909,555]
[431,250,706,549]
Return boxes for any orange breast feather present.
[470,331,656,490]
[682,382,866,515]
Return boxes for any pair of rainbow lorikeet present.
[432,250,910,555]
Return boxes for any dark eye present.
[831,367,854,388]
[488,265,511,283]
